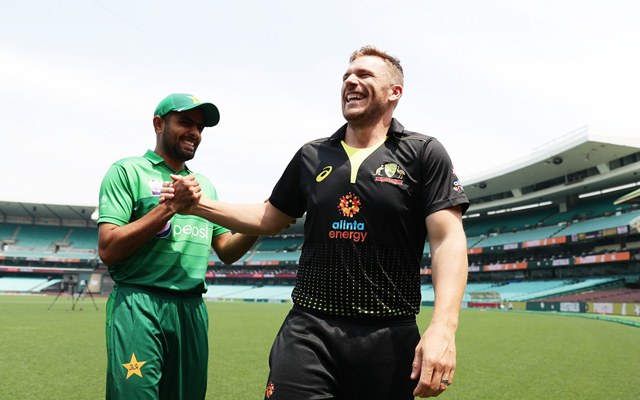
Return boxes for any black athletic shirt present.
[269,119,469,317]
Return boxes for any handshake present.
[159,174,202,215]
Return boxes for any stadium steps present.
[0,277,50,292]
[204,285,294,301]
[31,279,63,292]
[527,277,625,300]
[506,278,620,301]
[0,223,19,242]
[204,285,259,299]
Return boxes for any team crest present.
[122,353,146,379]
[384,163,398,177]
[374,163,405,186]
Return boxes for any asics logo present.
[316,166,333,182]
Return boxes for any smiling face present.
[341,55,402,126]
[154,108,205,170]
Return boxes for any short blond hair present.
[349,45,404,86]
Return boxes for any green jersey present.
[98,150,229,293]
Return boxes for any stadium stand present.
[202,285,294,302]
[1,130,640,317]
[0,277,58,292]
[536,286,640,303]
[66,227,99,249]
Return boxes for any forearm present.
[214,233,259,265]
[429,234,468,330]
[426,207,468,330]
[98,202,177,266]
[193,198,287,236]
[413,207,468,396]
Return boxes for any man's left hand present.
[411,322,456,397]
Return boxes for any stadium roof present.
[614,187,640,205]
[0,201,97,226]
[463,126,640,213]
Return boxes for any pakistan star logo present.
[338,193,362,218]
[122,353,147,379]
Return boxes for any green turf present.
[1,295,639,399]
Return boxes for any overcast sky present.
[2,0,639,206]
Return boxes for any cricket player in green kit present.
[98,93,258,400]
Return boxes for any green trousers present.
[105,284,209,400]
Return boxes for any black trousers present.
[264,306,420,400]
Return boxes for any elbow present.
[218,255,235,266]
[262,226,282,237]
[259,218,288,236]
[98,248,114,267]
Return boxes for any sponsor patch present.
[329,193,368,243]
[156,221,172,238]
[265,381,275,398]
[337,192,361,217]
[149,179,163,196]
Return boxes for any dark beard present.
[343,100,385,128]
[164,143,195,162]
[162,127,198,162]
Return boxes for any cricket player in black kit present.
[164,46,469,399]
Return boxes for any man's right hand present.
[161,174,202,214]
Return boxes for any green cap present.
[154,93,220,127]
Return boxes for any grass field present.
[1,294,639,399]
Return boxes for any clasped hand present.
[160,174,201,214]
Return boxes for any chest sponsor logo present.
[373,162,405,186]
[155,221,209,240]
[338,192,361,217]
[148,179,163,196]
[156,221,172,238]
[329,193,368,243]
[316,165,333,182]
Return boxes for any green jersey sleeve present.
[98,163,135,226]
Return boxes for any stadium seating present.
[543,193,632,226]
[0,277,54,292]
[66,227,98,250]
[246,251,301,263]
[0,223,18,241]
[471,226,561,248]
[464,207,557,236]
[257,236,303,251]
[553,210,640,237]
[540,287,640,303]
[1,188,639,307]
[13,225,68,248]
[203,285,294,301]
